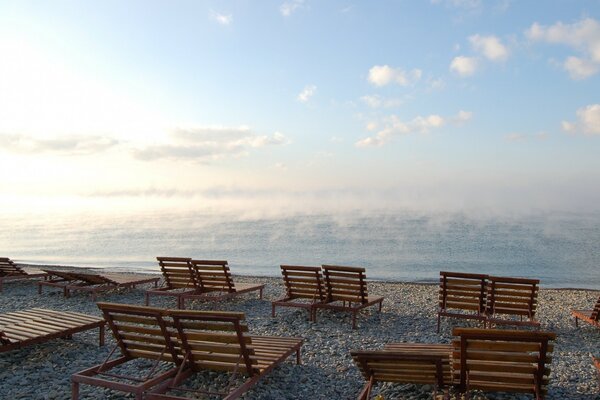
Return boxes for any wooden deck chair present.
[146,257,197,308]
[486,276,541,328]
[179,260,264,308]
[64,271,159,300]
[572,294,600,329]
[38,270,81,296]
[438,271,488,333]
[315,265,383,329]
[271,265,326,321]
[145,309,304,400]
[594,356,600,387]
[351,343,452,400]
[0,308,105,353]
[71,303,181,400]
[0,257,48,292]
[452,327,556,400]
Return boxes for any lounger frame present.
[572,294,600,329]
[272,265,326,321]
[438,271,488,332]
[0,257,48,292]
[486,276,540,328]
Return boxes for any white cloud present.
[469,34,509,61]
[431,0,481,10]
[450,56,478,76]
[355,110,471,147]
[0,134,118,155]
[280,0,304,17]
[526,18,600,79]
[210,10,232,25]
[505,132,549,142]
[505,133,526,142]
[561,104,600,136]
[297,85,317,103]
[133,126,289,161]
[367,65,422,87]
[360,95,403,109]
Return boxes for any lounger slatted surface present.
[272,265,326,321]
[40,269,159,300]
[146,309,303,400]
[179,260,264,307]
[145,257,198,308]
[486,276,540,328]
[572,294,600,329]
[452,327,555,400]
[0,308,105,353]
[316,265,383,329]
[438,271,488,332]
[351,343,452,400]
[0,257,48,292]
[71,303,181,399]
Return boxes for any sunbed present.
[145,257,197,308]
[486,276,540,328]
[572,294,600,329]
[0,257,48,292]
[437,271,488,332]
[272,265,327,321]
[0,308,105,353]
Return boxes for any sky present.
[1,0,600,216]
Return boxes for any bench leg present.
[72,381,79,400]
[38,283,42,294]
[296,348,301,364]
[271,304,276,317]
[145,292,150,306]
[259,287,263,299]
[99,325,105,346]
[575,317,579,327]
[352,311,358,329]
[437,314,441,333]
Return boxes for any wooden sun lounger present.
[179,260,264,308]
[271,265,326,321]
[572,294,600,329]
[486,276,540,328]
[0,308,105,353]
[0,257,48,292]
[145,309,304,400]
[315,265,383,329]
[452,327,556,400]
[438,271,488,333]
[594,356,600,387]
[146,257,198,308]
[40,269,159,300]
[351,343,452,400]
[71,303,181,400]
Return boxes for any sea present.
[2,209,599,289]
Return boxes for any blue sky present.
[1,0,599,215]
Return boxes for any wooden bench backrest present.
[190,260,234,292]
[97,302,179,363]
[322,265,369,304]
[351,350,450,388]
[280,265,325,302]
[0,258,25,277]
[157,257,196,289]
[487,276,539,318]
[168,310,258,376]
[452,328,555,396]
[439,271,488,314]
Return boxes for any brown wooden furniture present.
[145,257,197,308]
[272,265,326,321]
[452,327,555,400]
[315,265,383,329]
[71,303,181,400]
[438,271,488,333]
[40,269,159,300]
[179,259,264,308]
[0,257,48,292]
[486,276,540,328]
[351,343,452,400]
[0,308,105,353]
[145,309,304,400]
[594,356,600,387]
[572,294,600,329]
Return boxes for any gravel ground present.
[0,272,599,400]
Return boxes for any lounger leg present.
[271,304,276,317]
[575,317,579,327]
[145,292,150,306]
[0,278,3,292]
[352,311,358,329]
[437,314,441,333]
[296,348,301,364]
[378,300,382,312]
[64,287,70,298]
[71,381,79,400]
[259,287,263,299]
[38,283,42,294]
[99,325,105,346]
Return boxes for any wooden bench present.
[0,257,48,292]
[71,303,181,400]
[145,309,304,400]
[594,356,600,388]
[179,260,264,308]
[572,294,600,329]
[438,271,488,333]
[0,308,104,353]
[315,265,383,329]
[145,257,198,308]
[452,327,555,400]
[272,265,326,321]
[351,343,452,399]
[486,276,540,328]
[40,269,159,300]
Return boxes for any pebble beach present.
[1,271,599,400]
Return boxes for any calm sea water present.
[2,210,599,289]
